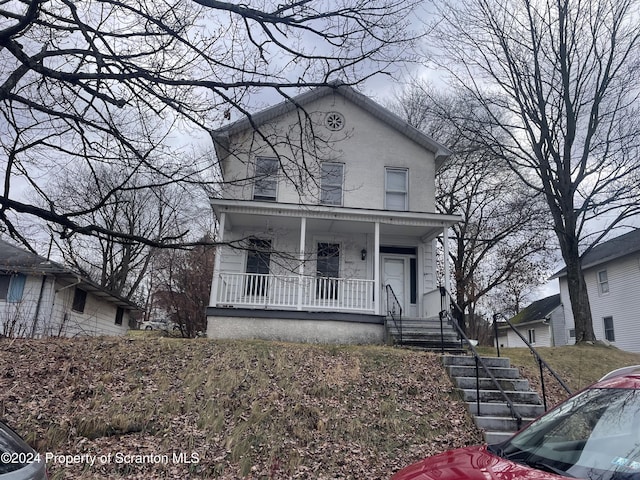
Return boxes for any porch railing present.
[215,272,375,313]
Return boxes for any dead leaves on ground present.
[0,338,482,479]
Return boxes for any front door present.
[381,255,417,317]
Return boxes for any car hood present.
[392,445,568,480]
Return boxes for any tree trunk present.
[564,259,596,343]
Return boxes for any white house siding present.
[0,274,47,336]
[559,254,640,352]
[587,255,640,352]
[550,306,567,346]
[502,323,552,348]
[220,94,437,211]
[43,279,128,337]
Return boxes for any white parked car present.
[139,320,179,331]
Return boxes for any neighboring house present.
[206,83,460,344]
[496,294,565,348]
[0,239,138,338]
[554,229,640,353]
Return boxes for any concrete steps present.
[443,355,545,444]
[387,316,467,352]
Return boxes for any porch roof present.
[210,198,460,240]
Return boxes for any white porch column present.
[209,212,226,306]
[297,217,306,310]
[443,226,451,294]
[374,221,380,315]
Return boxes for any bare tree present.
[0,0,420,249]
[45,164,198,299]
[391,81,554,338]
[153,237,215,337]
[428,0,640,342]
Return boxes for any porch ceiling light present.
[361,248,367,261]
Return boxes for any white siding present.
[0,275,130,338]
[559,254,640,352]
[221,94,437,212]
[503,323,552,348]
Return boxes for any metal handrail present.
[495,316,572,410]
[440,286,523,430]
[385,284,403,343]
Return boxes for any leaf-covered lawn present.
[0,337,482,479]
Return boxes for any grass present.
[477,343,640,408]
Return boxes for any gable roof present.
[212,81,452,168]
[553,229,640,278]
[506,294,561,326]
[0,239,139,310]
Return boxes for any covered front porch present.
[209,199,459,319]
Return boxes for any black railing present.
[385,284,403,343]
[493,315,572,410]
[439,286,523,430]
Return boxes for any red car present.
[392,365,640,480]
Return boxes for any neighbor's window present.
[385,167,408,211]
[597,270,609,294]
[603,316,615,342]
[72,287,87,313]
[115,306,124,326]
[320,162,344,206]
[0,273,26,302]
[569,328,576,338]
[316,243,340,299]
[245,238,271,295]
[253,157,278,201]
[528,328,536,344]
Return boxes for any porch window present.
[385,167,408,211]
[320,162,344,206]
[245,238,271,295]
[316,243,339,299]
[253,157,278,201]
[597,270,609,294]
[603,316,615,342]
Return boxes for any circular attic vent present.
[325,112,345,131]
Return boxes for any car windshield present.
[493,387,640,479]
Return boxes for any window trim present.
[0,273,26,303]
[320,162,344,206]
[115,306,124,326]
[603,316,615,342]
[597,269,609,295]
[527,328,536,345]
[72,287,87,313]
[252,157,279,201]
[384,167,409,211]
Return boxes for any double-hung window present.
[320,162,344,206]
[253,157,278,201]
[603,316,615,342]
[385,168,408,211]
[597,270,609,294]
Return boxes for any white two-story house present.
[206,83,459,344]
[554,229,640,353]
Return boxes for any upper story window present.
[320,162,344,206]
[385,167,408,211]
[253,157,278,201]
[597,270,609,294]
[0,273,26,303]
